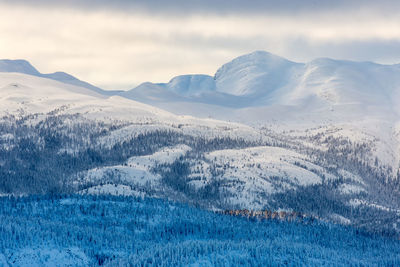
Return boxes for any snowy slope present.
[166,75,216,96]
[215,52,400,110]
[122,75,248,109]
[214,51,302,98]
[0,72,258,135]
[125,74,217,99]
[0,59,120,95]
[77,145,192,197]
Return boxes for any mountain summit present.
[0,59,41,76]
[214,51,301,97]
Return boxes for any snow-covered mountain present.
[121,75,248,110]
[215,51,301,98]
[1,53,400,236]
[124,51,400,121]
[0,59,121,96]
[123,51,400,168]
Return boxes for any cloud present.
[3,0,400,16]
[0,1,399,90]
[282,38,400,63]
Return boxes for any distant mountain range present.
[3,51,400,122]
[1,52,400,236]
[122,51,400,124]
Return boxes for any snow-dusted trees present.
[0,194,399,266]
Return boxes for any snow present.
[76,143,341,208]
[0,59,113,95]
[5,247,89,267]
[116,51,400,173]
[329,214,351,225]
[4,55,399,173]
[79,165,158,187]
[81,184,143,197]
[348,199,400,214]
[128,144,191,166]
[0,72,104,115]
[0,70,386,208]
[0,133,14,140]
[0,72,264,146]
[215,50,301,97]
[338,184,366,195]
[123,50,400,115]
[206,146,322,187]
[77,145,192,195]
[167,74,216,97]
[337,170,365,185]
[185,146,329,209]
[1,54,400,233]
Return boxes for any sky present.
[1,0,400,90]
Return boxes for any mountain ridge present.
[0,59,122,96]
[123,51,400,111]
[3,52,400,112]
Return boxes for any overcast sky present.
[1,0,400,90]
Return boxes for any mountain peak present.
[235,50,292,63]
[214,51,300,96]
[0,59,41,76]
[167,74,216,97]
[0,59,119,95]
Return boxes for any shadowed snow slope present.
[122,75,248,109]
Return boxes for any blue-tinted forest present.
[0,195,399,266]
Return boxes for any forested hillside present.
[1,110,400,237]
[0,195,399,266]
